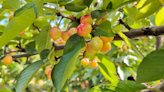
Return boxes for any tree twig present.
[32,23,41,32]
[118,19,131,30]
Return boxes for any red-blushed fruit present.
[81,83,86,88]
[85,80,89,84]
[100,36,114,42]
[50,26,61,40]
[90,37,103,51]
[80,14,93,24]
[68,27,77,37]
[81,58,89,66]
[77,23,92,37]
[56,39,65,45]
[98,18,107,25]
[45,65,53,75]
[3,55,13,65]
[100,42,111,53]
[86,42,96,55]
[19,30,26,36]
[9,13,14,20]
[47,70,52,80]
[89,60,98,68]
[61,31,69,41]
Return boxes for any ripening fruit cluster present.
[81,58,98,68]
[49,14,114,54]
[45,65,53,80]
[3,55,13,65]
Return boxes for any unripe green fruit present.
[90,37,103,51]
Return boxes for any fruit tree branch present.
[1,25,164,60]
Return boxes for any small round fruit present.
[80,14,93,24]
[90,37,103,51]
[60,6,65,9]
[56,39,65,45]
[68,27,77,37]
[61,31,69,41]
[100,42,111,53]
[50,26,61,40]
[81,58,89,66]
[89,60,98,68]
[98,18,107,25]
[3,55,13,65]
[32,29,39,35]
[86,42,96,55]
[118,49,123,53]
[100,36,114,42]
[9,13,14,20]
[45,65,53,75]
[9,48,16,55]
[77,23,92,37]
[19,30,26,36]
[47,70,52,80]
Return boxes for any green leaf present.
[2,0,20,9]
[117,32,144,59]
[0,0,44,49]
[114,81,146,92]
[91,10,103,19]
[15,60,43,92]
[106,2,113,10]
[137,49,164,83]
[83,0,93,7]
[119,65,132,80]
[155,7,164,26]
[68,22,80,30]
[103,0,111,10]
[135,0,162,21]
[25,41,37,54]
[14,2,33,16]
[111,0,124,8]
[93,20,115,37]
[51,34,85,91]
[35,25,52,53]
[40,49,51,62]
[63,34,83,54]
[65,3,86,12]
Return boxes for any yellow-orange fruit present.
[81,58,89,66]
[9,13,14,20]
[90,37,103,51]
[3,55,13,65]
[100,36,114,42]
[86,42,96,55]
[68,27,77,37]
[19,30,26,36]
[77,23,92,37]
[56,39,65,45]
[61,31,69,41]
[80,14,93,24]
[60,6,65,9]
[118,49,123,53]
[89,60,98,68]
[9,49,16,55]
[45,65,53,75]
[50,26,61,40]
[47,70,52,80]
[98,18,107,25]
[100,42,111,53]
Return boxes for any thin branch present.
[56,12,79,22]
[0,53,37,60]
[119,19,131,30]
[32,23,41,32]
